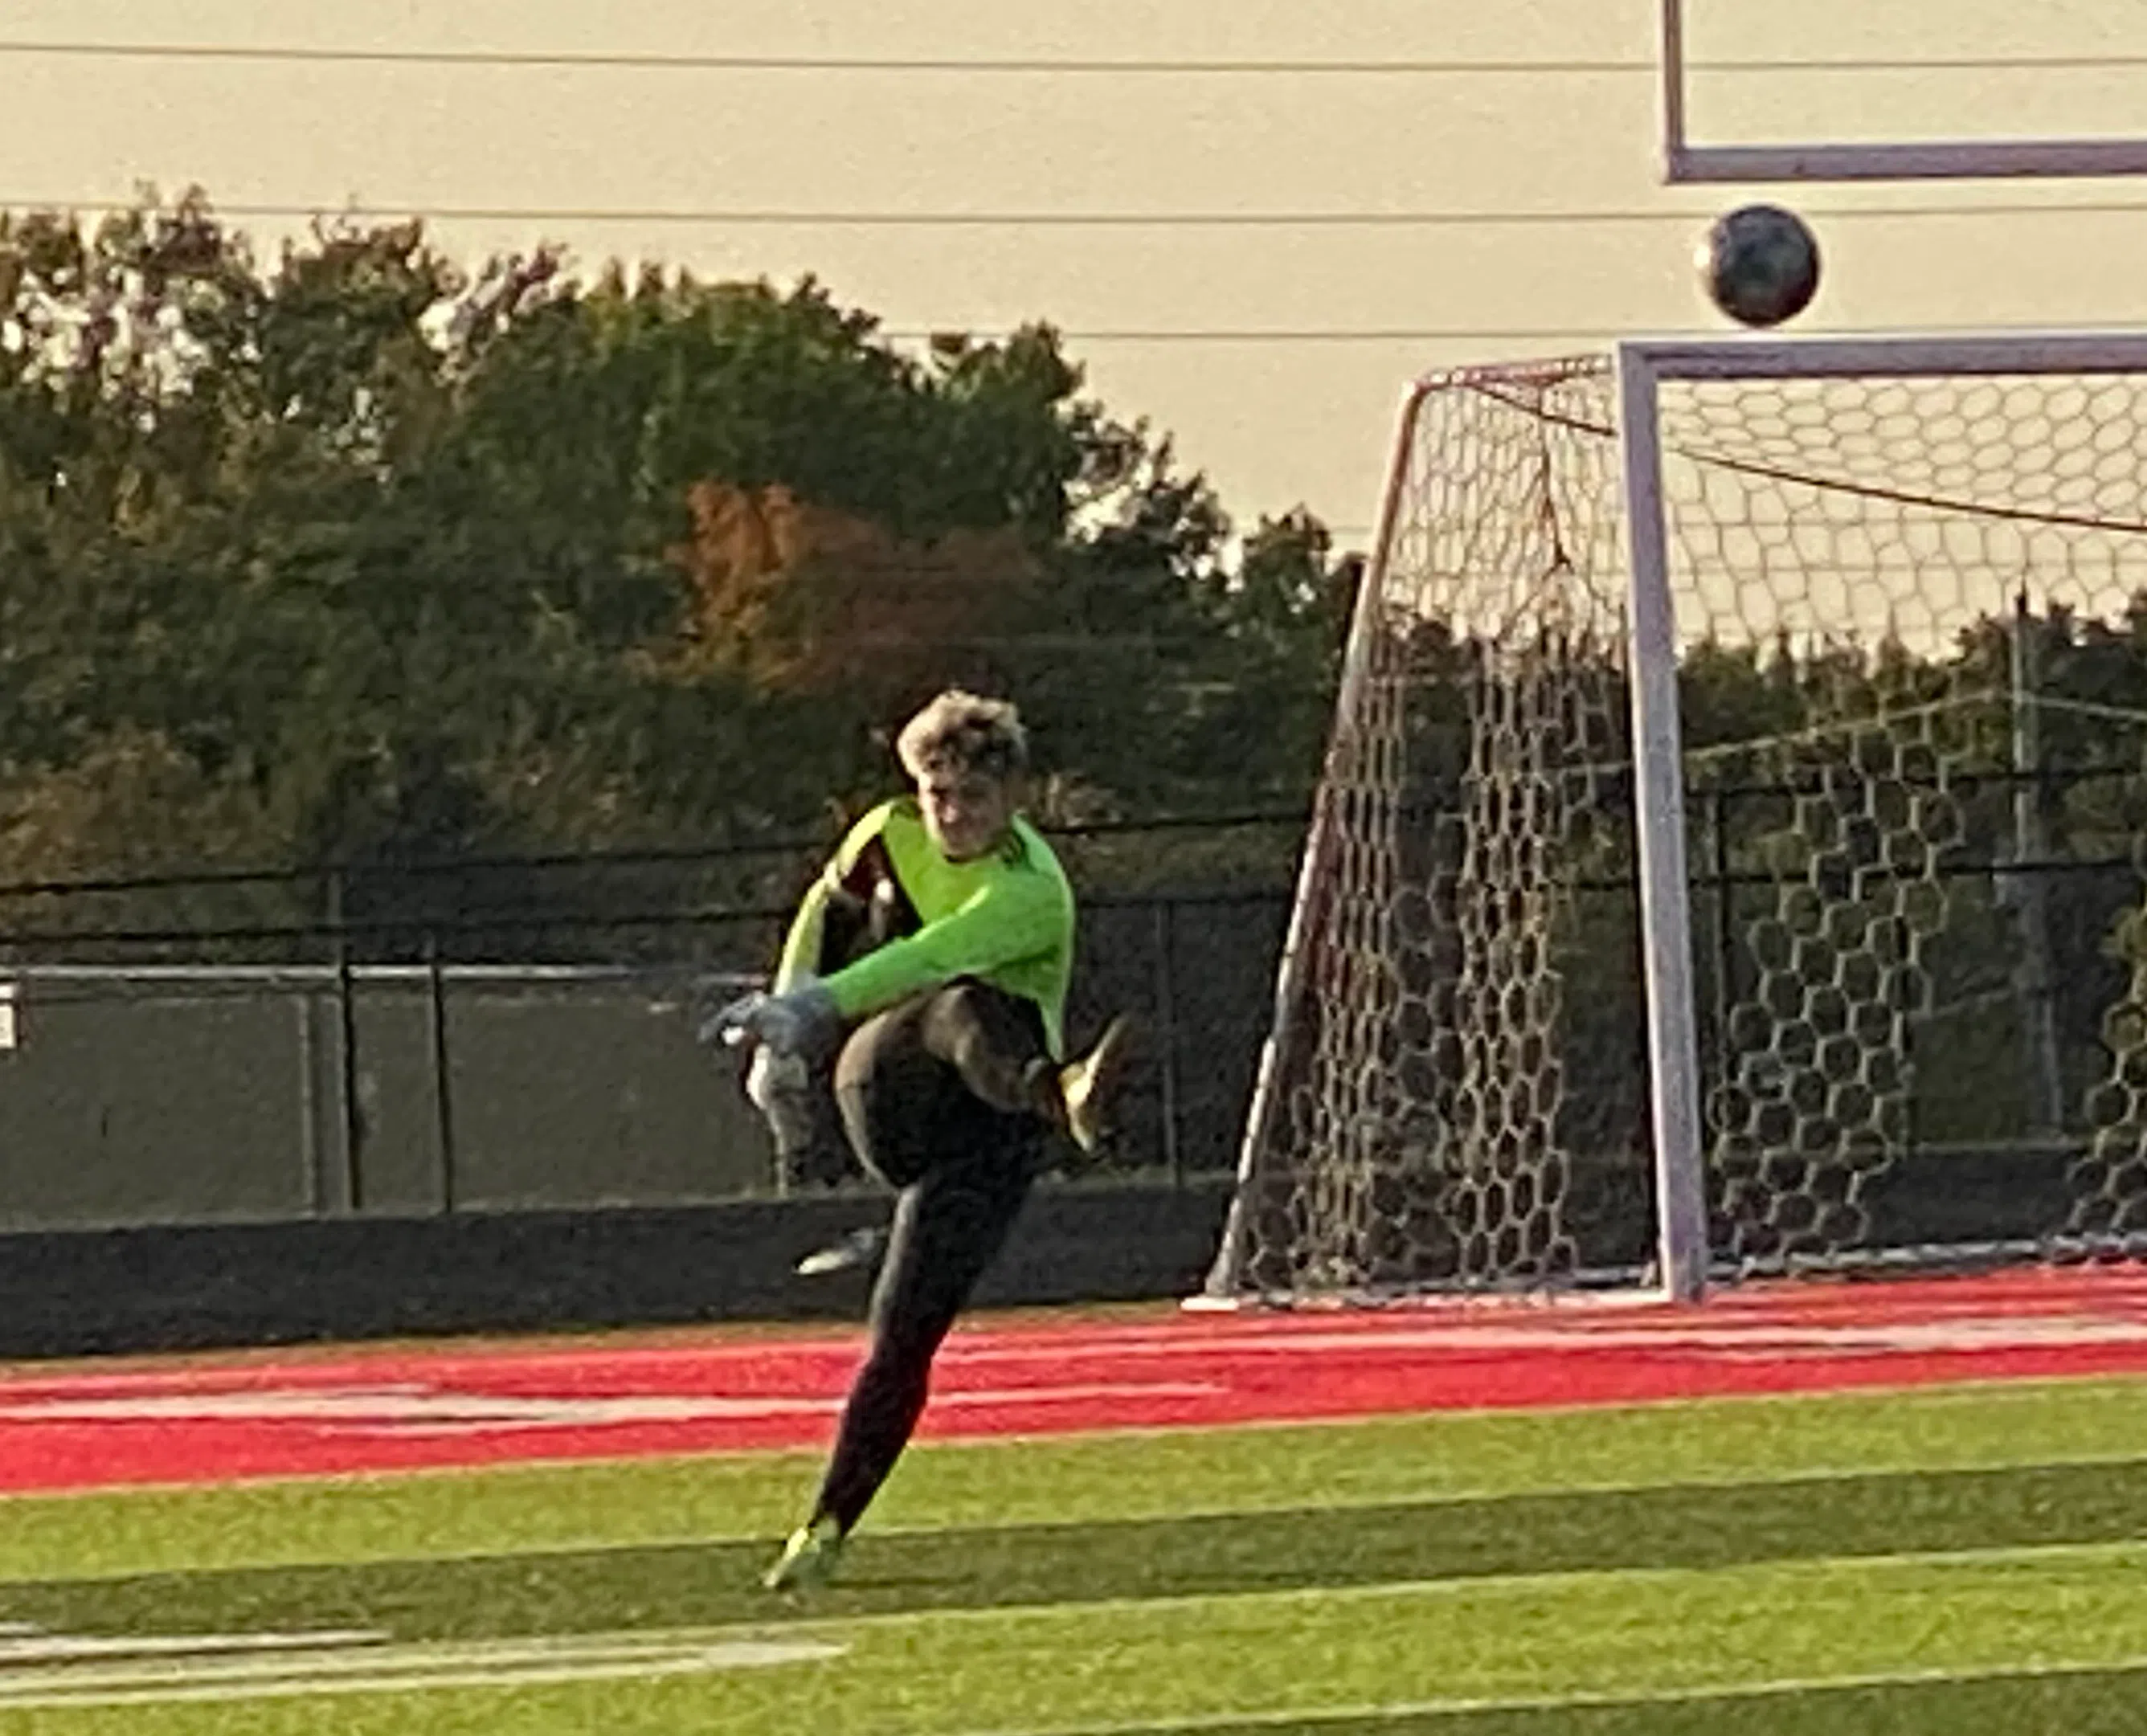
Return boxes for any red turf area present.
[3,1266,2147,1493]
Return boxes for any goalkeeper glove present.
[746,1044,821,1155]
[746,1044,811,1109]
[699,981,841,1058]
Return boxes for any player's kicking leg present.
[762,982,1128,1591]
[914,982,1141,1166]
[787,995,1137,1280]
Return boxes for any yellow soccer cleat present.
[1060,1014,1136,1157]
[763,1515,845,1593]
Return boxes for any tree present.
[0,190,1361,927]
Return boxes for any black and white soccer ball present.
[1698,204,1821,329]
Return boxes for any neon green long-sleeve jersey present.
[774,798,1076,1057]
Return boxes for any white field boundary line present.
[14,1537,2140,1709]
[0,1381,1224,1435]
[11,1313,2147,1413]
[8,1444,2147,1589]
[926,1317,2147,1361]
[30,1271,2147,1391]
[0,1628,843,1709]
[754,1535,2147,1641]
[14,1300,2147,1400]
[13,1385,2147,1566]
[9,1443,2147,1588]
[953,1652,2147,1736]
[0,1628,386,1664]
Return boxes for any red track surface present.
[6,1266,2147,1494]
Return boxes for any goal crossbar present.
[1658,0,2147,186]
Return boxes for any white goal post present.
[1658,0,2147,184]
[1200,329,2147,1309]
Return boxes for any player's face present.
[918,769,1014,862]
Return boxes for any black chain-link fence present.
[1,773,2141,1246]
[0,819,1296,1232]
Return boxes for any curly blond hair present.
[895,690,1029,782]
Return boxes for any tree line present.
[0,190,1357,918]
[11,184,2147,1058]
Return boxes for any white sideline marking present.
[949,1652,2147,1736]
[0,1628,386,1664]
[7,1309,2136,1436]
[758,1536,2147,1640]
[0,1628,842,1707]
[936,1314,2147,1362]
[0,1382,1220,1436]
[30,1535,2123,1711]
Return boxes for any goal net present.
[1204,336,2147,1305]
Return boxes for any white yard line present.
[0,1628,386,1664]
[0,1629,842,1708]
[0,1381,1221,1434]
[751,1534,2147,1642]
[2,1536,2141,1709]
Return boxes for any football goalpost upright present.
[1200,331,2147,1309]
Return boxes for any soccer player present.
[702,690,1131,1591]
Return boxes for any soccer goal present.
[1200,332,2147,1308]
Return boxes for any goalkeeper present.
[702,690,1131,1592]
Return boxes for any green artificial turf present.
[0,1375,2144,1733]
[6,1375,2145,1582]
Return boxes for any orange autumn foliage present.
[668,480,1046,701]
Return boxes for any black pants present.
[811,982,1053,1534]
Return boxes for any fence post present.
[329,867,364,1213]
[2010,590,2067,1138]
[1151,900,1184,1190]
[1707,787,1736,1090]
[296,962,325,1216]
[426,931,458,1213]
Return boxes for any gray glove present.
[746,1044,820,1154]
[698,981,841,1058]
[746,1044,811,1109]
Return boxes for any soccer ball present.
[1697,204,1821,329]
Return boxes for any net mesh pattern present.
[1213,355,2147,1301]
